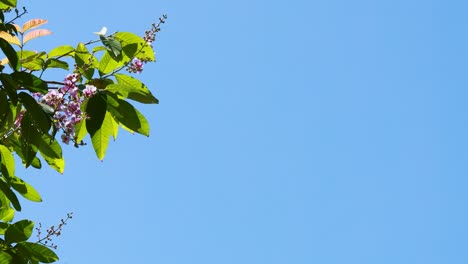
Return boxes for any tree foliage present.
[0,0,165,262]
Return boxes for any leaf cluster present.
[0,0,163,262]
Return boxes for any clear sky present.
[10,0,468,263]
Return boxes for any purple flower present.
[83,85,97,98]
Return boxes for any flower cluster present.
[126,58,145,74]
[143,15,166,46]
[126,15,167,74]
[34,74,97,144]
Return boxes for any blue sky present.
[10,0,468,263]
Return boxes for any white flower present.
[93,27,107,36]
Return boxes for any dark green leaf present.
[5,219,33,244]
[18,92,50,133]
[16,242,58,263]
[85,93,107,136]
[100,35,121,58]
[0,38,17,71]
[0,74,18,104]
[11,72,47,94]
[19,114,40,167]
[106,94,150,136]
[44,58,68,70]
[0,222,9,234]
[0,180,20,211]
[0,91,10,134]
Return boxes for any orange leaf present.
[0,57,9,66]
[23,29,52,44]
[22,19,48,33]
[0,31,20,46]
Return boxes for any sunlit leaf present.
[90,111,113,161]
[112,74,159,104]
[38,135,64,174]
[9,176,42,202]
[0,31,19,46]
[48,45,74,58]
[0,0,17,9]
[0,191,14,222]
[85,93,112,160]
[75,42,96,79]
[115,32,155,61]
[0,144,14,177]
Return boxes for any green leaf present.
[98,51,123,75]
[29,157,41,169]
[75,43,96,80]
[19,114,41,167]
[38,135,64,174]
[44,58,68,70]
[85,93,107,136]
[74,119,87,143]
[0,145,14,178]
[98,32,154,75]
[115,32,155,61]
[110,114,119,140]
[0,102,18,137]
[0,0,16,8]
[112,74,159,104]
[100,35,121,58]
[18,92,50,134]
[92,46,107,53]
[16,242,58,263]
[0,180,20,211]
[0,91,9,130]
[48,45,74,58]
[0,191,14,222]
[0,38,17,70]
[0,251,12,264]
[9,176,41,202]
[0,222,9,234]
[0,74,18,104]
[11,72,47,94]
[90,111,113,161]
[106,95,150,136]
[19,51,46,71]
[5,220,33,244]
[85,93,111,160]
